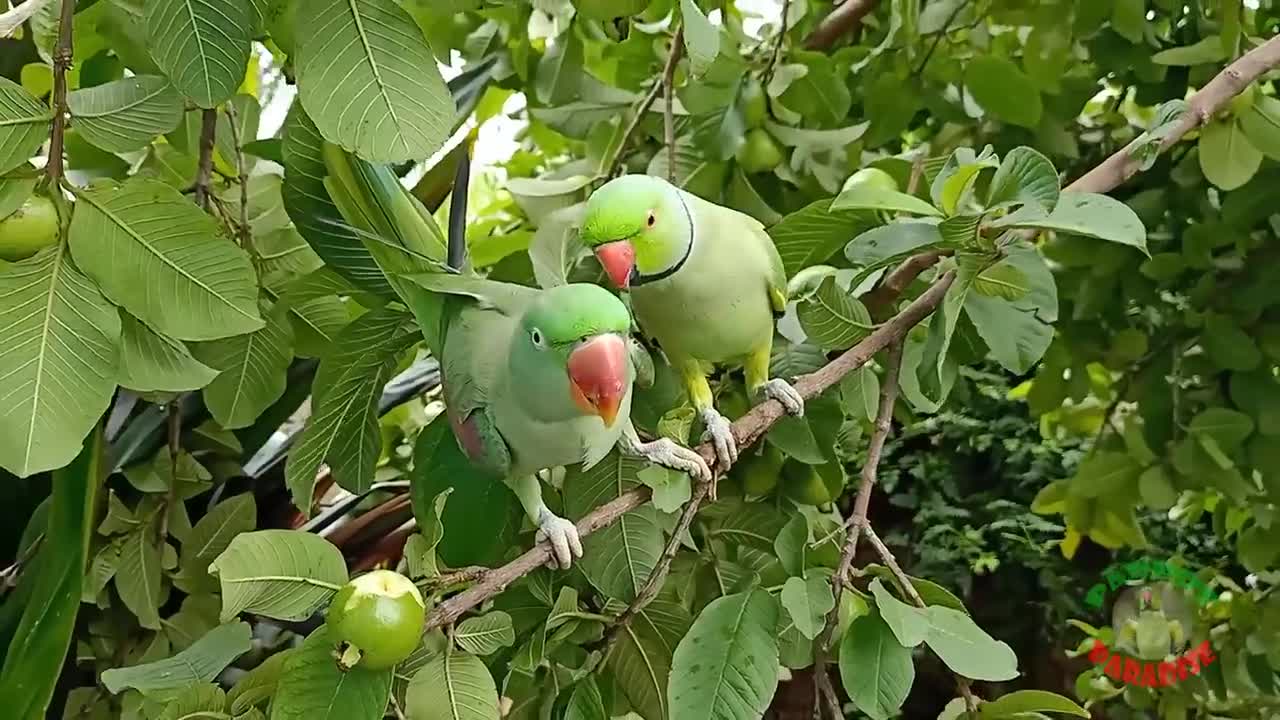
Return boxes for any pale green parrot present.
[578,174,804,481]
[321,148,710,569]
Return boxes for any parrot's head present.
[579,174,692,290]
[511,283,634,427]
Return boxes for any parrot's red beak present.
[594,241,636,290]
[567,333,627,427]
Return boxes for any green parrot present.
[578,174,804,480]
[321,146,710,569]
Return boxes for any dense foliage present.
[1,0,1279,719]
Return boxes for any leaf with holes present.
[70,178,262,341]
[209,529,348,622]
[454,612,516,656]
[145,0,252,107]
[797,275,873,351]
[0,247,120,477]
[296,0,454,163]
[0,77,50,174]
[405,648,500,720]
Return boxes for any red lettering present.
[1089,640,1110,664]
[1105,653,1124,680]
[1140,662,1157,687]
[1159,662,1177,687]
[1188,640,1216,667]
[1123,657,1141,684]
[1177,654,1194,677]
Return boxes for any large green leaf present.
[796,275,874,351]
[830,185,942,217]
[986,146,1060,212]
[286,308,417,509]
[769,199,877,275]
[780,575,835,640]
[117,312,219,392]
[963,244,1058,374]
[454,612,516,656]
[608,599,691,720]
[273,626,393,720]
[0,246,120,477]
[993,191,1147,255]
[977,689,1088,718]
[404,648,500,720]
[209,529,348,622]
[0,427,101,717]
[101,622,253,695]
[181,492,256,580]
[193,304,295,430]
[667,590,779,719]
[921,605,1019,681]
[115,527,164,629]
[1200,118,1263,191]
[296,0,454,163]
[67,75,184,153]
[564,453,665,602]
[965,56,1042,128]
[69,178,263,341]
[680,0,719,76]
[844,221,948,271]
[145,0,253,108]
[839,612,914,720]
[0,77,51,175]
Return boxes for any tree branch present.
[606,29,683,180]
[44,0,75,188]
[224,102,255,257]
[423,271,957,633]
[803,0,880,50]
[661,31,680,184]
[193,109,217,211]
[1067,33,1280,194]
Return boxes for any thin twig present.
[912,0,970,76]
[158,400,181,541]
[224,103,254,257]
[763,0,791,91]
[423,272,957,634]
[803,0,880,50]
[44,0,74,188]
[193,109,217,211]
[606,29,683,179]
[661,32,681,184]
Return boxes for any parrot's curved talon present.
[534,509,583,570]
[760,379,805,417]
[635,438,712,483]
[698,407,738,471]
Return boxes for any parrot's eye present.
[530,328,545,349]
[646,211,656,227]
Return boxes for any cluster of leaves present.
[1,0,1279,719]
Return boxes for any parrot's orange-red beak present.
[567,333,627,427]
[594,241,636,290]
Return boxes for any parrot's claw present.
[760,379,805,417]
[698,407,738,476]
[535,508,583,570]
[632,437,713,484]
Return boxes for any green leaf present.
[965,56,1042,128]
[297,0,454,163]
[917,259,975,401]
[564,453,664,602]
[1110,0,1145,42]
[830,184,942,217]
[1239,96,1280,160]
[0,247,120,477]
[963,244,1057,373]
[405,648,500,720]
[0,428,101,717]
[977,689,1089,718]
[986,147,1060,212]
[0,77,51,175]
[839,612,914,720]
[780,575,835,640]
[770,199,877,275]
[535,31,584,105]
[70,178,263,341]
[1189,407,1254,453]
[193,304,295,430]
[209,529,348,622]
[117,312,219,392]
[844,221,947,271]
[116,528,164,629]
[1151,36,1228,66]
[454,611,516,656]
[565,677,608,720]
[286,308,417,508]
[528,203,587,290]
[931,148,1000,216]
[796,275,874,351]
[1070,451,1141,498]
[228,649,292,715]
[182,493,256,577]
[101,622,252,695]
[273,626,393,720]
[921,605,1019,681]
[1199,119,1262,191]
[67,75,184,153]
[667,590,779,719]
[1203,313,1261,371]
[145,0,252,108]
[993,191,1147,255]
[840,365,880,422]
[608,600,691,720]
[869,578,929,647]
[680,0,719,76]
[972,262,1030,301]
[156,684,229,720]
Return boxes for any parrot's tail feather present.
[447,143,470,272]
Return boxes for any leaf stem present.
[604,27,683,180]
[224,102,255,258]
[44,0,75,189]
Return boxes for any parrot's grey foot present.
[698,407,738,479]
[632,437,712,484]
[759,379,805,417]
[535,508,583,570]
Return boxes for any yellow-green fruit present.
[740,78,767,129]
[736,128,784,174]
[841,167,899,194]
[1229,83,1257,117]
[738,443,786,496]
[0,195,59,262]
[325,570,426,670]
[266,0,298,56]
[573,0,650,20]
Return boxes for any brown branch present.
[224,103,255,257]
[44,0,75,188]
[193,109,217,211]
[661,31,681,184]
[606,29,683,179]
[1067,34,1280,194]
[803,0,880,50]
[423,271,956,633]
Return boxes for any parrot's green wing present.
[703,199,789,316]
[752,221,789,315]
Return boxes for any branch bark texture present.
[804,0,880,49]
